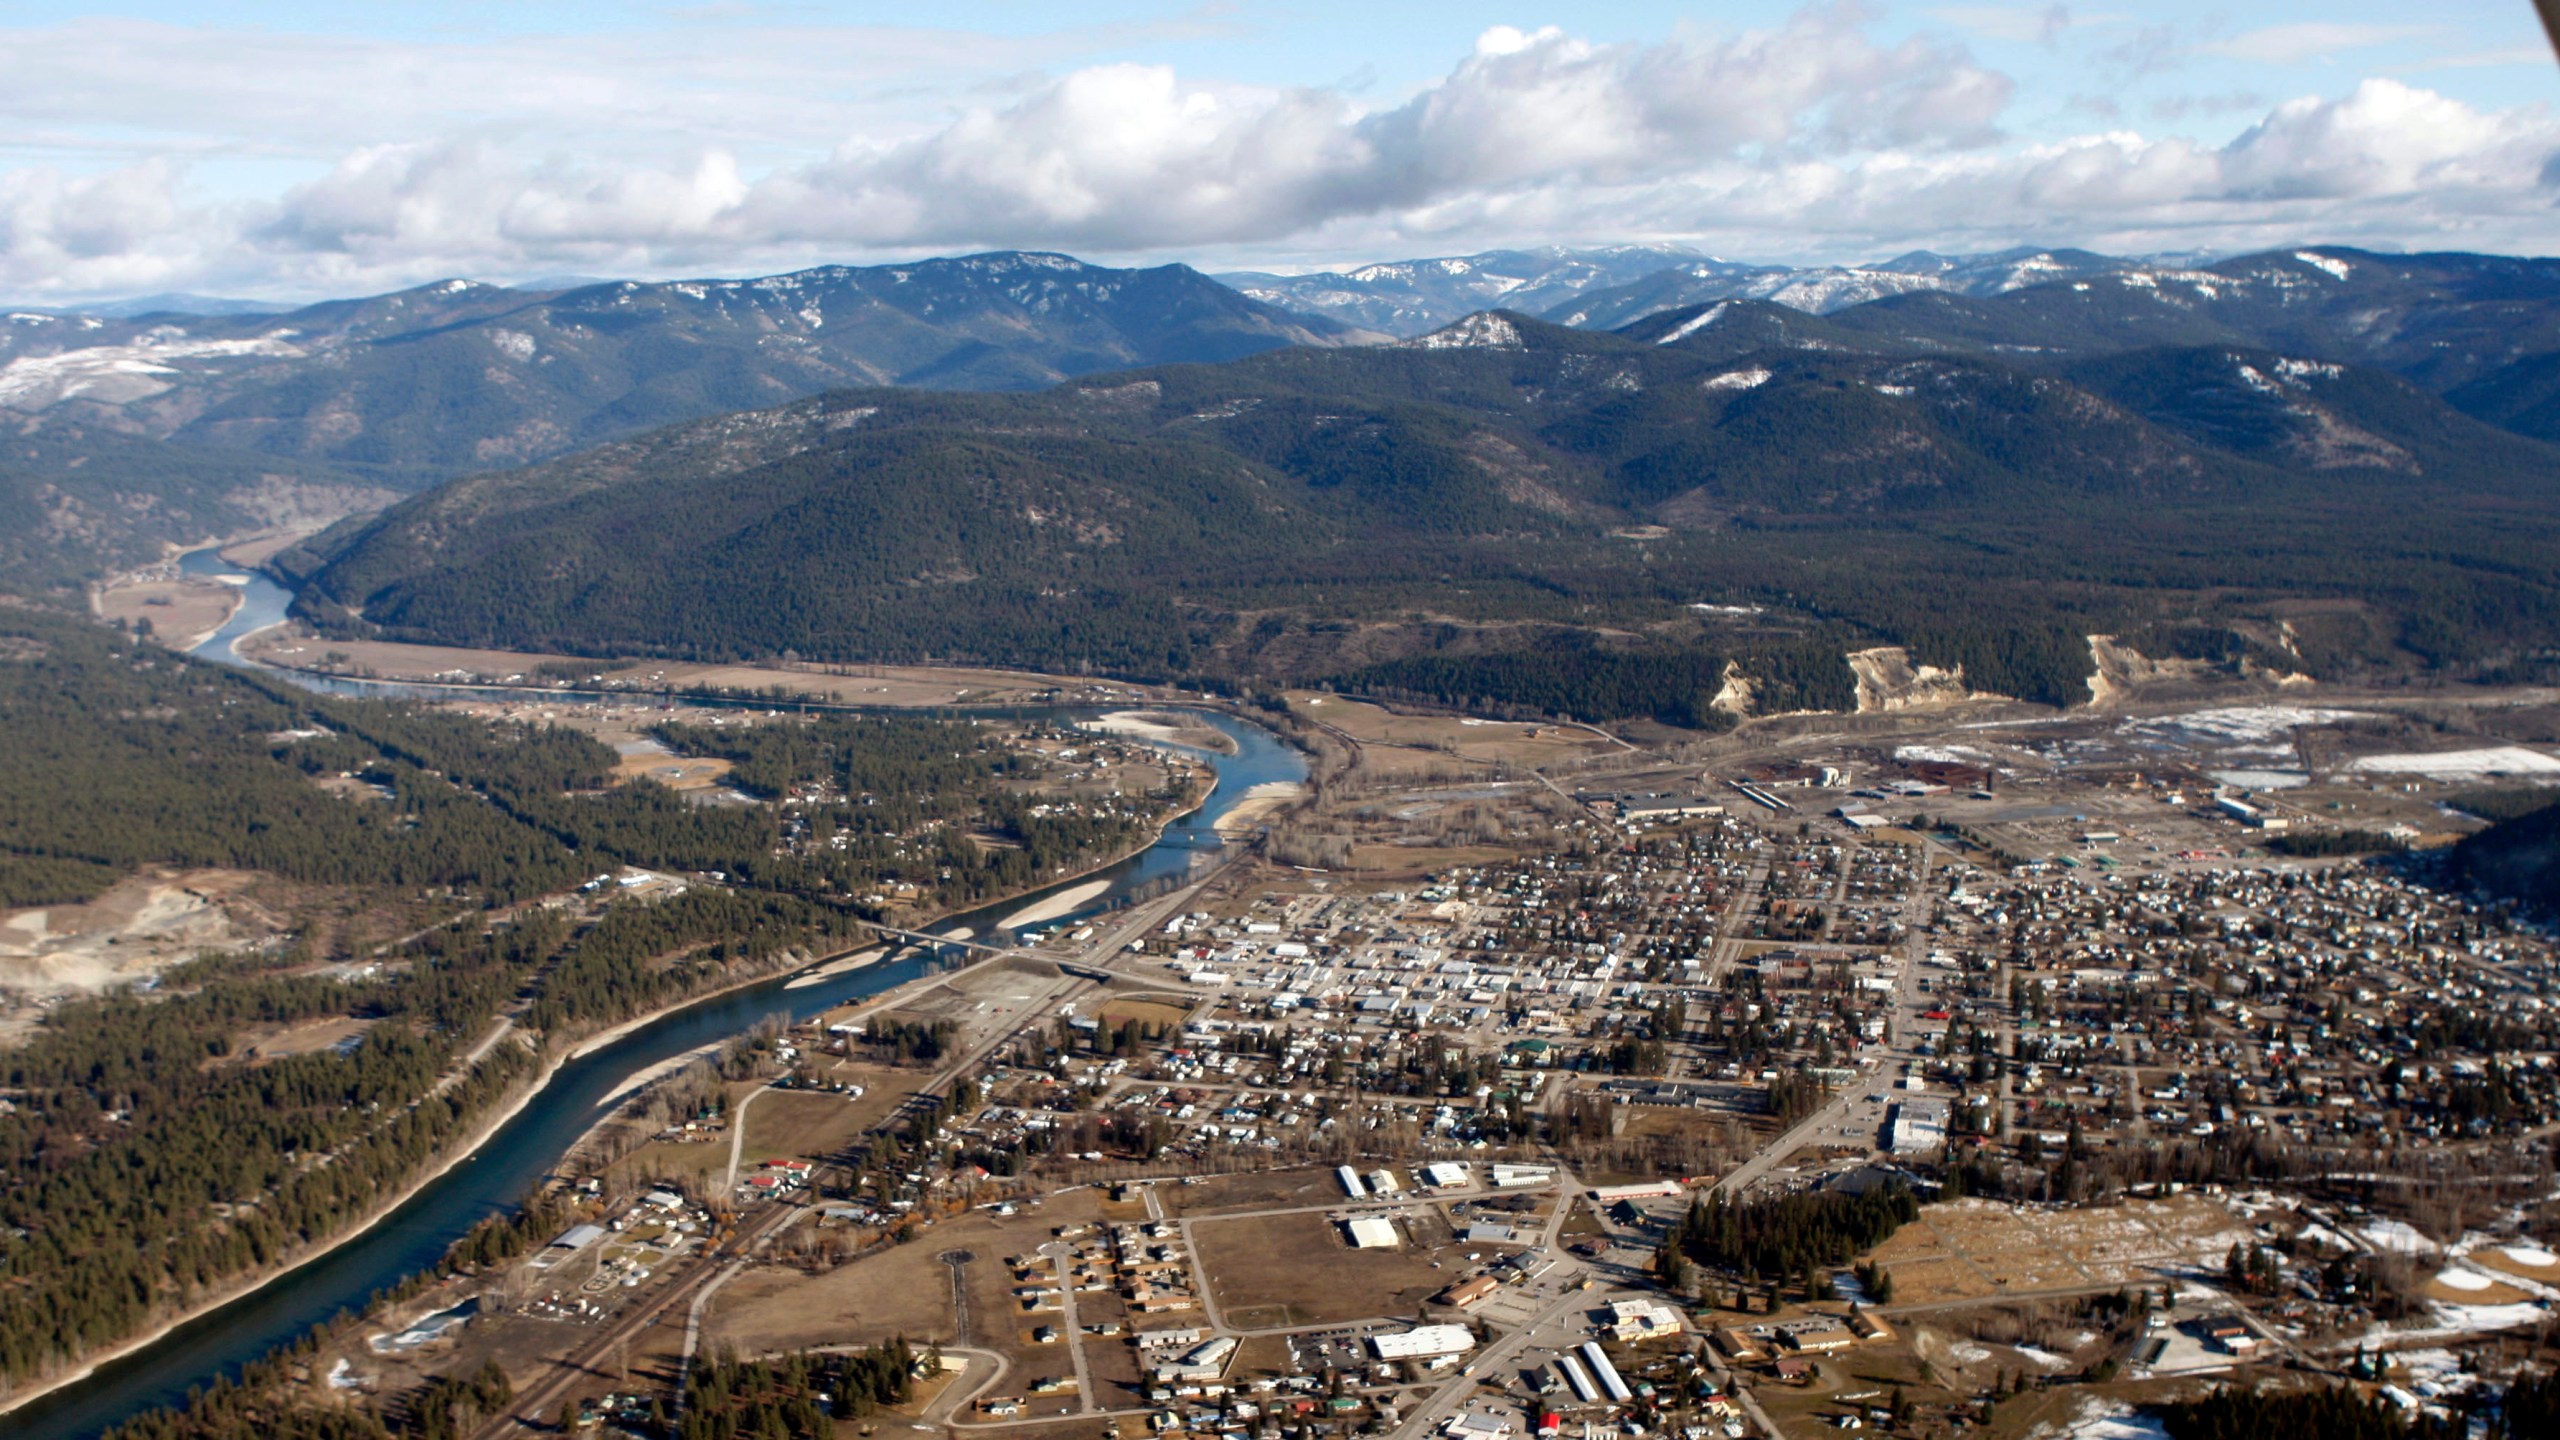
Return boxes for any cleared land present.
[241,630,1084,708]
[1863,1195,2255,1306]
[94,576,240,650]
[1289,692,1621,769]
[1190,1206,1464,1329]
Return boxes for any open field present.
[2472,1244,2560,1286]
[709,1191,1108,1373]
[1094,997,1195,1031]
[1864,1196,2253,1307]
[241,629,1090,708]
[609,749,734,791]
[94,575,241,650]
[1190,1206,1463,1329]
[1289,692,1621,769]
[1155,1168,1348,1218]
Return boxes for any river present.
[7,553,1306,1440]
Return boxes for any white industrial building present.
[1889,1099,1949,1156]
[1345,1216,1401,1249]
[1371,1325,1477,1361]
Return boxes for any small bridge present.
[865,923,1017,955]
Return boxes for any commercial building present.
[1371,1325,1477,1361]
[1345,1216,1401,1249]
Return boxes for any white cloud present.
[2200,23,2439,65]
[0,12,2550,300]
[1929,5,2101,47]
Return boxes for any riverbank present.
[0,787,1207,1421]
[1079,709,1239,755]
[92,572,244,653]
[11,597,1308,1438]
[0,1026,552,1419]
[0,926,848,1421]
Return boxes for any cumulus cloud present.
[0,10,2551,300]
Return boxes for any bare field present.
[1095,998,1194,1030]
[1346,843,1527,877]
[611,752,734,791]
[96,576,240,650]
[1289,692,1620,768]
[1190,1207,1463,1328]
[711,1194,1105,1360]
[1157,1168,1346,1218]
[241,629,1085,708]
[1865,1196,2252,1306]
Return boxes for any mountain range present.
[0,254,1364,580]
[14,240,2560,641]
[284,290,2560,725]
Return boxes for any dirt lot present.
[611,751,734,791]
[0,867,279,1006]
[1190,1206,1465,1329]
[1863,1196,2254,1306]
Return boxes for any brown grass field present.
[1189,1207,1463,1329]
[1156,1168,1347,1218]
[1863,1196,2254,1306]
[711,1191,1109,1365]
[240,630,1082,708]
[2470,1244,2560,1286]
[98,577,240,649]
[1288,692,1620,769]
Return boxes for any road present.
[1040,1240,1099,1411]
[476,1194,807,1438]
[473,872,1231,1437]
[723,1083,775,1190]
[1716,846,1935,1198]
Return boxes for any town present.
[312,693,2560,1440]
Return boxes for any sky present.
[1,1,2555,302]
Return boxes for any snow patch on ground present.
[2013,1344,2070,1370]
[2296,251,2353,280]
[2426,1300,2546,1333]
[2346,747,2560,779]
[2030,1397,2169,1440]
[2209,769,2309,789]
[2363,1218,2435,1255]
[2122,705,2367,746]
[1655,303,1727,344]
[1702,366,1770,391]
[1897,744,1996,765]
[0,330,303,408]
[2433,1267,2493,1291]
[2504,1244,2559,1267]
[1408,313,1522,349]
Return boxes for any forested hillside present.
[293,307,2560,722]
[0,601,1192,1388]
[0,255,1363,590]
[2452,798,2560,914]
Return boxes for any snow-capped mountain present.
[1219,245,1724,336]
